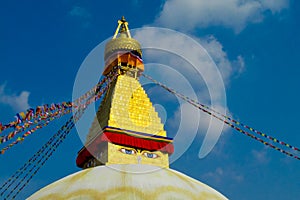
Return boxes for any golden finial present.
[113,16,131,39]
[105,16,142,60]
[121,16,126,22]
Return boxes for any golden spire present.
[76,17,173,169]
[104,16,142,61]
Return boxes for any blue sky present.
[1,0,300,199]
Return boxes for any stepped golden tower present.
[28,17,228,200]
[76,16,173,169]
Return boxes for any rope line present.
[142,73,300,160]
[6,111,80,199]
[10,114,79,200]
[0,112,76,199]
[182,96,300,152]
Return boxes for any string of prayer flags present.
[0,75,110,135]
[0,106,73,144]
[0,102,73,135]
[0,74,116,155]
[142,73,300,161]
[0,110,71,154]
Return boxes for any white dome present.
[28,164,227,200]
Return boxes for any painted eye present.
[120,148,136,155]
[143,152,158,159]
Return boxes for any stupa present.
[28,17,228,200]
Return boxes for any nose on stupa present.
[27,17,228,200]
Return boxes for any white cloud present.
[200,36,232,82]
[199,36,245,82]
[251,148,270,164]
[68,6,92,28]
[232,55,245,77]
[0,84,30,112]
[69,6,91,18]
[260,0,289,13]
[203,166,244,184]
[155,0,289,32]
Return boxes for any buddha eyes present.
[119,148,159,159]
[120,148,136,155]
[143,152,158,159]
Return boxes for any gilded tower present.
[76,16,174,169]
